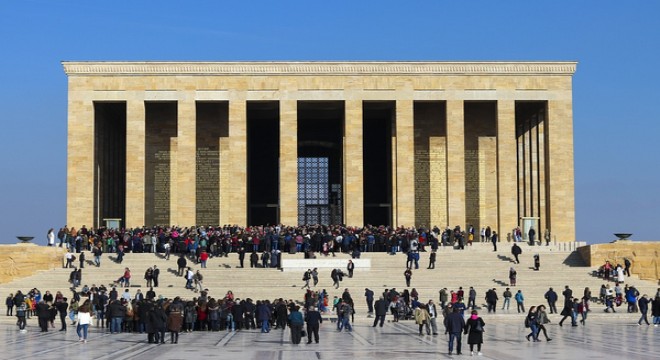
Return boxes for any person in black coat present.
[305,306,323,344]
[464,310,485,355]
[149,304,167,344]
[36,301,51,332]
[511,244,522,264]
[55,299,69,332]
[444,307,466,355]
[373,297,389,327]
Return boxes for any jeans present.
[261,319,270,332]
[528,323,539,340]
[339,316,352,331]
[94,256,101,266]
[502,298,510,309]
[448,332,462,353]
[111,317,123,333]
[77,323,89,339]
[226,314,235,331]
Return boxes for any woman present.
[579,296,589,324]
[536,305,552,341]
[616,264,625,283]
[509,267,517,286]
[414,304,431,335]
[287,305,304,344]
[464,310,486,355]
[76,300,92,343]
[167,297,184,343]
[525,306,540,342]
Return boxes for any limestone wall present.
[0,244,65,284]
[577,241,659,282]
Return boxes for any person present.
[92,245,102,267]
[152,265,160,287]
[287,305,304,344]
[439,288,449,308]
[491,231,498,252]
[502,288,512,310]
[536,305,552,341]
[302,269,311,289]
[47,228,55,246]
[515,290,525,313]
[55,297,68,331]
[444,307,466,356]
[485,288,498,313]
[638,294,651,325]
[465,310,485,356]
[6,293,14,316]
[428,250,436,269]
[404,268,412,287]
[16,301,27,332]
[347,260,355,278]
[305,306,322,344]
[528,227,536,245]
[372,296,388,327]
[509,267,517,286]
[624,258,632,277]
[76,301,92,342]
[414,304,431,335]
[652,295,660,326]
[616,264,625,283]
[545,287,558,314]
[338,300,353,332]
[511,243,522,264]
[177,255,187,276]
[79,251,85,268]
[311,268,319,286]
[144,267,153,288]
[525,306,540,342]
[194,270,204,293]
[467,287,476,310]
[36,300,51,332]
[544,228,551,246]
[364,288,374,315]
[559,298,578,327]
[534,254,540,271]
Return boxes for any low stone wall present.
[0,243,65,284]
[577,241,659,282]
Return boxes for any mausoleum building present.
[63,61,576,241]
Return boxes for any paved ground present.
[2,316,658,360]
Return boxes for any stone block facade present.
[63,61,577,241]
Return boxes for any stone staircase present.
[0,242,656,323]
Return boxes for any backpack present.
[524,317,530,328]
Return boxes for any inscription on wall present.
[153,150,171,225]
[196,147,220,225]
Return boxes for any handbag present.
[474,321,484,333]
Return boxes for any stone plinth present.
[0,244,65,284]
[577,241,659,281]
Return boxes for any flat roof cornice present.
[62,61,577,76]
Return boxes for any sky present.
[0,0,658,245]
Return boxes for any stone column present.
[66,90,94,228]
[547,99,575,242]
[395,100,415,226]
[446,100,465,228]
[175,92,196,226]
[228,98,247,225]
[497,100,517,238]
[344,100,363,226]
[279,100,298,225]
[125,97,145,228]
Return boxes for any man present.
[515,290,525,313]
[250,252,259,268]
[502,288,512,310]
[545,287,558,314]
[439,288,449,308]
[347,260,355,278]
[638,294,651,325]
[373,297,388,327]
[152,265,160,287]
[528,227,536,245]
[305,306,323,343]
[444,307,466,356]
[467,287,476,310]
[544,228,551,246]
[177,256,187,277]
[311,268,319,287]
[624,258,632,277]
[55,298,68,332]
[338,300,353,332]
[108,299,126,333]
[302,269,311,289]
[365,288,374,315]
[511,243,522,264]
[562,285,573,308]
[185,268,194,290]
[485,288,498,313]
[491,231,498,252]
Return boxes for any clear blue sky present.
[1,0,658,245]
